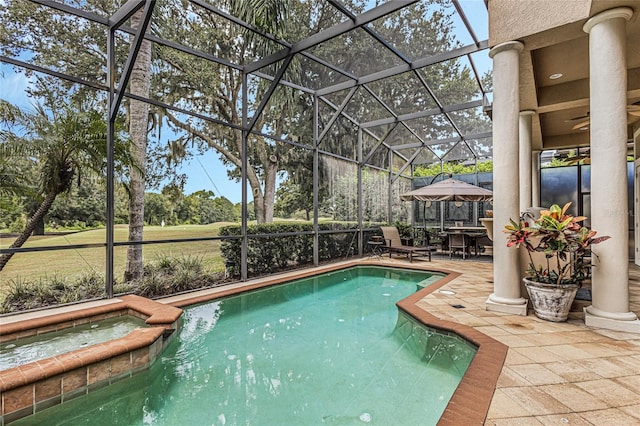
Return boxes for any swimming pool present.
[13,266,476,425]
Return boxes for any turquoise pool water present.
[0,316,148,371]
[15,266,475,425]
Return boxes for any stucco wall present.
[488,0,591,46]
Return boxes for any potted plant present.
[504,203,610,322]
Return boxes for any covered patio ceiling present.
[1,0,493,172]
[489,0,640,152]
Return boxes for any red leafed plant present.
[504,203,610,286]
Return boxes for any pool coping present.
[161,259,507,425]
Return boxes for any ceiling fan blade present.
[571,119,590,130]
[565,115,589,122]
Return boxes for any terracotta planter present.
[523,277,579,322]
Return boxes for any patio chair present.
[448,232,471,260]
[380,226,434,262]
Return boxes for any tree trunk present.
[33,217,45,236]
[253,189,265,224]
[123,10,152,282]
[0,191,58,271]
[262,155,278,223]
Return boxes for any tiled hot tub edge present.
[0,297,183,425]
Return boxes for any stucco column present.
[583,7,640,332]
[531,150,541,207]
[519,111,535,212]
[486,41,528,315]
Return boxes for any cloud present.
[0,64,35,109]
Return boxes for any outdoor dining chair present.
[448,232,471,260]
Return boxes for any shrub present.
[219,222,380,277]
[130,254,223,298]
[1,256,224,313]
[1,272,106,313]
[8,216,26,233]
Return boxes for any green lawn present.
[0,223,235,297]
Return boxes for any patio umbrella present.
[400,178,493,202]
[400,178,493,232]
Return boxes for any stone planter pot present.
[479,218,493,241]
[523,277,579,322]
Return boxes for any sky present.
[0,0,490,206]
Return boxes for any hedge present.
[219,222,382,277]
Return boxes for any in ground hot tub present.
[1,315,148,372]
[0,295,182,424]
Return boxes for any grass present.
[0,218,350,304]
[0,223,235,299]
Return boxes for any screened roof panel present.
[448,14,475,47]
[332,0,393,16]
[396,147,421,161]
[442,141,475,162]
[306,27,406,78]
[385,124,423,147]
[252,84,317,141]
[343,87,394,123]
[468,137,494,159]
[457,0,489,41]
[163,112,238,155]
[469,50,492,91]
[410,147,439,165]
[151,1,285,66]
[403,114,458,142]
[366,0,471,63]
[365,71,438,116]
[148,45,241,123]
[317,93,362,136]
[365,123,395,140]
[1,0,492,176]
[246,71,278,118]
[417,56,484,106]
[320,88,354,110]
[43,0,116,16]
[427,141,460,158]
[447,106,492,135]
[283,55,353,90]
[0,5,109,86]
[281,0,351,42]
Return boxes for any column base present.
[485,294,528,316]
[584,308,640,333]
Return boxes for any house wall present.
[488,0,591,46]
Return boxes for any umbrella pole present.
[423,202,427,244]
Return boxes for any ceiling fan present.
[571,104,640,130]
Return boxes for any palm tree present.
[123,8,153,282]
[0,99,133,271]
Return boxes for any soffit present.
[489,0,640,151]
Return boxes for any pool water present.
[0,316,148,371]
[15,266,475,425]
